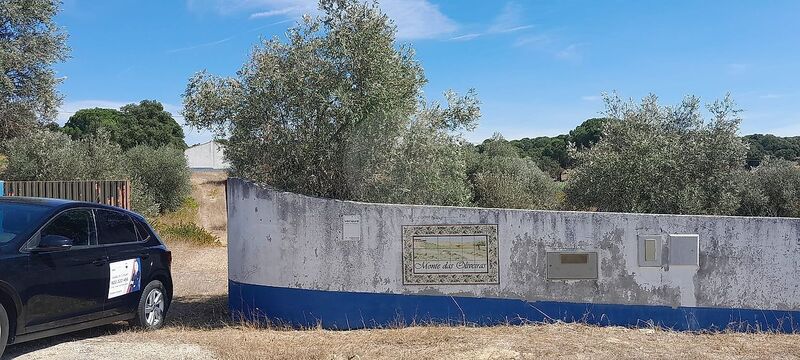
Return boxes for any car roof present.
[0,197,144,219]
[0,196,75,207]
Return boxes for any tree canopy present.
[0,0,68,141]
[61,100,186,150]
[565,93,748,215]
[183,0,478,204]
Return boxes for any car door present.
[21,208,110,332]
[95,209,146,316]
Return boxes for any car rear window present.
[95,209,139,245]
[0,203,50,244]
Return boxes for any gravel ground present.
[11,340,216,360]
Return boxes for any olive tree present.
[565,93,748,215]
[182,0,479,205]
[0,0,68,141]
[737,158,800,217]
[470,134,558,209]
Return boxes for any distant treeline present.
[743,134,800,166]
[474,119,800,179]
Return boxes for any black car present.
[0,197,173,356]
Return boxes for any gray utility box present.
[546,252,598,280]
[638,234,664,267]
[669,234,700,266]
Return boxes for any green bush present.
[468,135,559,210]
[737,158,800,217]
[124,145,191,213]
[2,130,190,215]
[153,222,220,246]
[565,94,747,215]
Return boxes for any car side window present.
[41,209,94,247]
[134,219,151,242]
[95,209,139,245]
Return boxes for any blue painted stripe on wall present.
[229,280,800,332]
[0,181,4,196]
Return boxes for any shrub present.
[153,222,220,246]
[468,134,559,210]
[2,130,190,215]
[124,145,191,213]
[2,130,86,180]
[565,93,747,215]
[737,158,800,217]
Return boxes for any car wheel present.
[0,303,9,357]
[132,280,168,330]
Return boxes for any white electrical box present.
[669,234,699,266]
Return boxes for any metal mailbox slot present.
[546,251,598,280]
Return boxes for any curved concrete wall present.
[227,178,800,331]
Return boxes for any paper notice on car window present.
[108,258,142,299]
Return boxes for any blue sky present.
[55,0,800,145]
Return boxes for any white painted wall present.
[185,141,230,170]
[227,178,800,311]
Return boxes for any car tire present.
[0,302,9,357]
[131,280,168,330]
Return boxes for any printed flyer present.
[108,258,142,299]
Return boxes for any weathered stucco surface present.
[227,178,800,310]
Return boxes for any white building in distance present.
[185,141,230,170]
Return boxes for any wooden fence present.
[0,180,131,210]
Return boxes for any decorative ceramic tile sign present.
[402,224,499,285]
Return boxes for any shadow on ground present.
[2,295,229,359]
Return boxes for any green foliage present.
[153,222,220,246]
[470,135,558,209]
[124,145,192,213]
[2,130,190,215]
[0,0,68,141]
[0,153,7,176]
[565,93,748,215]
[61,101,187,150]
[62,108,123,139]
[182,0,478,205]
[569,118,610,149]
[479,118,610,180]
[737,158,800,217]
[357,109,475,206]
[2,130,123,181]
[743,134,800,164]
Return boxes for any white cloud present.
[513,34,551,47]
[249,6,299,18]
[450,33,481,41]
[555,43,582,62]
[166,36,234,53]
[451,2,534,43]
[378,0,457,39]
[187,0,457,40]
[488,2,531,34]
